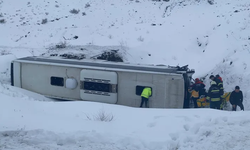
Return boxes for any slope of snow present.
[1,92,250,150]
[1,0,249,107]
[1,0,250,149]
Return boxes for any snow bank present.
[1,96,250,150]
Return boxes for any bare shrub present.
[207,0,214,5]
[85,3,91,8]
[108,35,112,39]
[55,41,67,49]
[96,50,123,62]
[0,19,6,24]
[82,12,86,16]
[41,18,48,24]
[0,13,3,17]
[1,50,10,55]
[70,9,80,14]
[86,109,114,122]
[55,4,59,8]
[137,36,144,42]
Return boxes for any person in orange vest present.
[189,78,206,108]
[189,87,199,108]
[140,87,152,108]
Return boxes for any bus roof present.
[15,56,192,74]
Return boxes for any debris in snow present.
[59,53,86,60]
[91,50,124,62]
[55,41,67,49]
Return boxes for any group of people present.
[139,74,244,111]
[189,75,244,111]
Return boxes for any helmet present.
[211,81,216,85]
[209,75,215,79]
[195,78,199,81]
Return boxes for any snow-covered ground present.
[1,0,250,149]
[1,93,250,150]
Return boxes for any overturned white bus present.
[11,56,194,108]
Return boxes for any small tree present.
[0,19,6,24]
[137,36,144,42]
[55,41,67,49]
[70,9,80,14]
[41,18,48,24]
[85,3,91,8]
[207,0,214,5]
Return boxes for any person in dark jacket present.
[210,75,224,96]
[189,78,206,108]
[216,74,223,82]
[207,81,221,109]
[229,86,244,111]
[191,78,206,96]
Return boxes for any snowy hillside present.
[1,0,250,149]
[0,0,249,99]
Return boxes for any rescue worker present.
[189,78,206,108]
[191,78,206,96]
[216,74,223,82]
[215,74,225,110]
[209,75,224,96]
[207,81,221,109]
[229,86,244,111]
[140,87,152,108]
[189,87,199,108]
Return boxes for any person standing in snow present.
[140,87,152,108]
[206,81,221,109]
[229,86,244,111]
[189,78,206,108]
[216,74,223,82]
[191,78,206,96]
[210,75,224,96]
